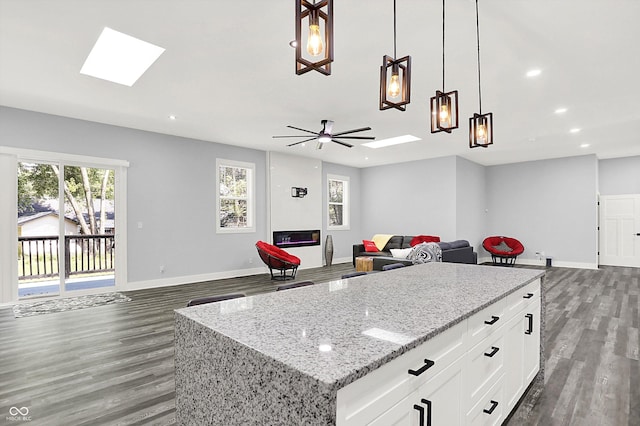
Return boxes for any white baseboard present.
[477,256,598,270]
[331,257,352,265]
[126,266,268,291]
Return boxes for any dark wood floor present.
[0,263,638,425]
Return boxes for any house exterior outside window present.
[328,174,349,230]
[216,159,255,233]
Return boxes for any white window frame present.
[216,158,255,233]
[327,174,350,230]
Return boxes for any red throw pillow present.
[363,240,379,252]
[410,235,441,246]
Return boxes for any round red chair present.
[482,236,524,266]
[256,241,301,280]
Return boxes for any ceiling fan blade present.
[273,135,316,138]
[333,136,376,140]
[322,120,334,134]
[287,137,318,147]
[332,139,353,148]
[332,127,372,137]
[286,125,319,135]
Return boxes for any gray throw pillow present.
[492,241,512,252]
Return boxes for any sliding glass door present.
[17,161,116,298]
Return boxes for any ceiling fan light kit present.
[469,0,494,148]
[379,0,412,111]
[295,0,333,76]
[430,0,459,134]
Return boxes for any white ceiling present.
[1,0,639,168]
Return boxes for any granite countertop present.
[175,262,544,391]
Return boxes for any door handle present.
[636,233,640,236]
[413,399,432,426]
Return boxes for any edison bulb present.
[388,73,401,98]
[439,105,451,126]
[307,24,323,56]
[476,124,487,143]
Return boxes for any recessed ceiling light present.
[526,69,542,78]
[318,344,332,352]
[362,135,421,149]
[580,143,590,148]
[569,128,581,133]
[364,157,369,160]
[554,107,567,114]
[168,115,176,120]
[80,27,165,86]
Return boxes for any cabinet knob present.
[484,315,500,325]
[408,359,435,376]
[483,400,499,415]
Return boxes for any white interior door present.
[599,195,640,267]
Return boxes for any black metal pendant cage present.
[430,90,459,133]
[295,0,334,76]
[380,55,412,111]
[469,112,493,148]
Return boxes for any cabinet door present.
[523,299,541,384]
[370,359,465,426]
[503,312,525,412]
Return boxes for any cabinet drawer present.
[505,278,541,320]
[467,297,506,348]
[336,320,466,426]
[466,329,504,408]
[466,374,505,426]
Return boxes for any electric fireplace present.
[273,230,321,248]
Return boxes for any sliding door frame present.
[0,147,129,304]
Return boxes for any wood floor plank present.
[1,263,639,425]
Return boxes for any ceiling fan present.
[272,120,375,149]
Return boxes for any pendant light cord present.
[442,0,446,91]
[393,0,397,59]
[475,0,482,113]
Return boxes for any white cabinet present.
[336,279,541,426]
[370,358,465,426]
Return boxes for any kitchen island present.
[175,262,545,425]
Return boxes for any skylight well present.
[80,27,165,87]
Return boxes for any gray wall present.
[322,162,362,261]
[0,106,268,283]
[485,155,598,265]
[599,155,640,195]
[455,157,487,252]
[360,156,458,241]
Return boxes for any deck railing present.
[18,234,115,280]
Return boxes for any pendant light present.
[469,0,493,148]
[295,0,334,76]
[430,0,458,133]
[380,0,411,111]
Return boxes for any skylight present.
[362,135,421,149]
[80,27,165,87]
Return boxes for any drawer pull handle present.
[525,313,534,335]
[484,346,500,357]
[523,292,534,299]
[483,400,499,415]
[420,399,432,426]
[484,315,500,325]
[408,359,435,376]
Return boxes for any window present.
[216,159,255,233]
[328,174,349,230]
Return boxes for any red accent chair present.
[483,236,524,266]
[256,241,301,280]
